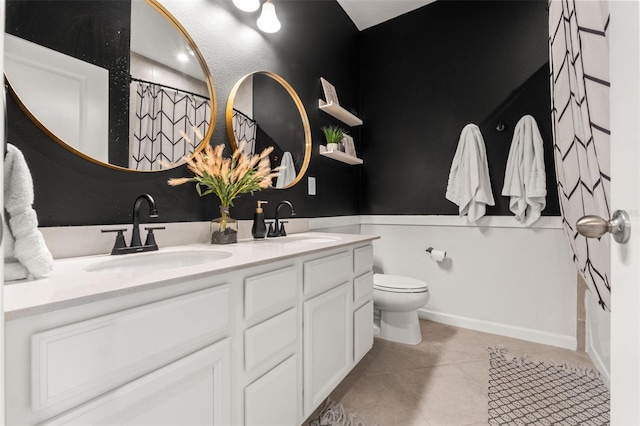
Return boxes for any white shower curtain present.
[549,0,611,310]
[130,82,211,171]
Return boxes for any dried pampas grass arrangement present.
[168,142,279,207]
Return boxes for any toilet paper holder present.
[425,247,447,261]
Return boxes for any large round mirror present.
[226,71,311,189]
[4,0,216,172]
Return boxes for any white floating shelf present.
[318,100,363,127]
[319,145,363,165]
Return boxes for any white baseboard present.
[586,328,611,389]
[418,308,577,350]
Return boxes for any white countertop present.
[4,232,378,321]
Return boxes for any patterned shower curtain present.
[232,109,258,157]
[130,81,211,171]
[549,0,611,310]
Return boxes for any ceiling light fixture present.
[232,0,260,12]
[257,0,281,33]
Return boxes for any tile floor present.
[321,320,597,426]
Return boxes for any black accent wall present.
[359,0,559,216]
[6,0,361,226]
[6,0,557,227]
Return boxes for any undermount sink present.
[84,250,232,273]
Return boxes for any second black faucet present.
[268,200,296,237]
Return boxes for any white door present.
[609,2,640,424]
[3,33,109,163]
[0,0,5,422]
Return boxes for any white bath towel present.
[501,115,546,226]
[276,151,296,189]
[4,143,54,281]
[446,124,495,223]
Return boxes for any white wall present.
[586,290,611,388]
[309,216,361,235]
[360,215,578,349]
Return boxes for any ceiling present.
[336,0,437,31]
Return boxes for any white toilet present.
[373,273,430,345]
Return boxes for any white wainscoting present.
[308,216,361,235]
[39,214,578,349]
[359,215,578,349]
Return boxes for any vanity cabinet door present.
[303,282,352,417]
[353,270,374,363]
[30,285,230,415]
[41,338,231,426]
[244,355,298,426]
[353,271,373,308]
[353,245,374,276]
[353,300,374,363]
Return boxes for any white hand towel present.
[501,115,546,226]
[445,124,495,222]
[276,151,297,189]
[4,143,54,281]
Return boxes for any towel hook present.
[495,122,506,132]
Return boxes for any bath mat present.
[487,346,610,425]
[308,398,374,426]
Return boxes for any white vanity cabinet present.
[302,245,375,418]
[302,251,353,416]
[353,245,375,364]
[4,236,377,426]
[239,264,302,426]
[5,277,233,426]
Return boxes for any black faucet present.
[268,200,296,237]
[131,193,159,247]
[102,194,164,255]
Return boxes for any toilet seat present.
[373,273,429,294]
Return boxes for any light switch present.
[308,177,316,195]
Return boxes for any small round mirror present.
[226,71,311,189]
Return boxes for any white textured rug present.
[487,346,610,425]
[308,399,373,426]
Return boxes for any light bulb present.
[257,1,281,33]
[233,0,260,12]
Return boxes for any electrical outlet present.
[308,177,316,195]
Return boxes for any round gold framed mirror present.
[226,71,311,189]
[4,0,216,172]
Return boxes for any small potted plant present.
[321,125,345,152]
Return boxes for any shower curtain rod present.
[233,108,256,125]
[129,76,210,100]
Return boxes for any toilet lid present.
[373,273,429,293]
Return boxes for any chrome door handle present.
[576,210,631,244]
